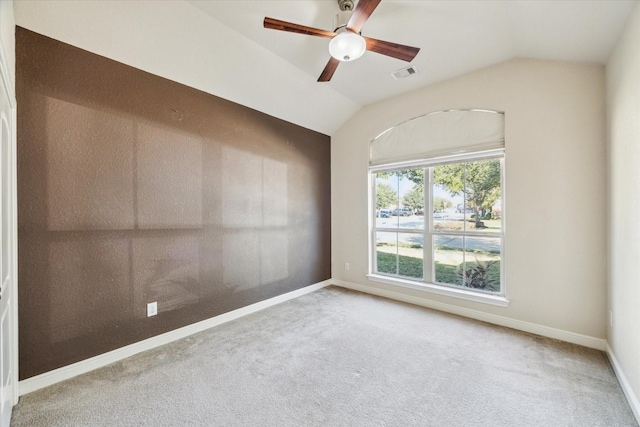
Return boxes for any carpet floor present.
[11,286,638,426]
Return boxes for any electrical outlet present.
[344,263,350,271]
[147,301,158,317]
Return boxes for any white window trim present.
[369,153,507,307]
[366,273,509,307]
[369,148,504,173]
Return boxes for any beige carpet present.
[12,286,638,426]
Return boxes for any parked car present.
[392,208,411,216]
[378,209,392,218]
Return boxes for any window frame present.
[368,150,508,307]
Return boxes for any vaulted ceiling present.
[14,0,635,135]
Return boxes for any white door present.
[0,44,16,426]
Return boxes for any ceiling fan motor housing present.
[337,0,355,11]
[333,10,354,34]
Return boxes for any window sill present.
[366,274,510,307]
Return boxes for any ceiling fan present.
[263,0,420,82]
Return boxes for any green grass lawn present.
[434,262,458,284]
[479,219,502,231]
[376,251,423,278]
[376,251,500,292]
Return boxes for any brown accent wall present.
[16,27,331,380]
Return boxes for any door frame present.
[0,24,19,408]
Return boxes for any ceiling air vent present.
[391,66,419,80]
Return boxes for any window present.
[371,155,505,301]
[368,109,506,305]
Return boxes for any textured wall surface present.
[16,27,331,379]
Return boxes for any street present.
[375,215,501,253]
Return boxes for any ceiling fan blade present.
[364,37,420,62]
[318,57,340,82]
[264,17,336,39]
[347,0,382,33]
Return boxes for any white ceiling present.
[191,0,633,106]
[14,0,635,135]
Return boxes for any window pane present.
[375,169,425,230]
[375,173,400,228]
[464,159,502,233]
[432,165,465,231]
[433,235,463,285]
[397,169,424,230]
[397,232,423,279]
[376,231,398,276]
[462,237,501,292]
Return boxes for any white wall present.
[607,1,640,414]
[332,58,607,341]
[0,0,15,87]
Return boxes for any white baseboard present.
[606,343,640,423]
[332,279,607,351]
[19,280,331,396]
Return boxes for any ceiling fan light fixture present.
[329,32,366,62]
